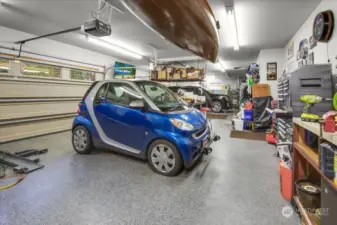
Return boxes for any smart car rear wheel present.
[72,126,93,154]
[148,140,183,176]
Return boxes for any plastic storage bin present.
[232,119,244,131]
[319,143,336,179]
[243,109,253,121]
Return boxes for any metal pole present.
[14,27,81,44]
[0,45,105,69]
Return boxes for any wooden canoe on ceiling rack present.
[119,0,219,63]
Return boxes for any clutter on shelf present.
[151,64,205,81]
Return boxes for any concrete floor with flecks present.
[0,119,300,225]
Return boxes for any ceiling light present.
[227,9,239,51]
[218,60,226,71]
[88,36,143,60]
[100,37,145,56]
[216,60,226,72]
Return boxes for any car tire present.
[211,100,223,113]
[72,125,93,154]
[147,140,184,176]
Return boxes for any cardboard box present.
[173,72,181,80]
[181,70,187,79]
[187,71,200,79]
[252,84,270,98]
[158,69,167,80]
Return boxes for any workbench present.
[293,118,337,225]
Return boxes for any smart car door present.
[101,83,146,151]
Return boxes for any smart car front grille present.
[193,126,207,139]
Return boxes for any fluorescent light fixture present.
[216,60,226,72]
[216,62,225,72]
[218,60,226,71]
[0,66,9,70]
[227,9,239,51]
[88,36,143,60]
[100,37,145,56]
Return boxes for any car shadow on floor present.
[91,147,213,179]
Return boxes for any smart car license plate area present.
[203,137,210,147]
[199,134,220,155]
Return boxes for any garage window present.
[22,62,61,78]
[0,58,10,73]
[70,69,95,81]
[106,83,142,106]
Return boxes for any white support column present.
[95,73,104,81]
[9,60,22,76]
[61,68,70,80]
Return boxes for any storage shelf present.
[151,79,203,82]
[293,196,318,225]
[293,142,319,166]
[293,117,337,146]
[294,142,337,192]
[293,118,321,136]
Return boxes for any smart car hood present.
[171,109,207,131]
[119,0,219,62]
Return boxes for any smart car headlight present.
[170,118,194,131]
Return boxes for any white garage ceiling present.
[0,0,321,69]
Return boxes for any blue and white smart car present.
[72,80,220,176]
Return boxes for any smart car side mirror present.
[129,99,145,109]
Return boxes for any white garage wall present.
[256,49,285,99]
[284,0,337,74]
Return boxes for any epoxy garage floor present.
[0,119,299,225]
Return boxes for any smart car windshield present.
[136,81,185,112]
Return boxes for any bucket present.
[232,119,244,131]
[279,161,292,201]
[295,179,321,209]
